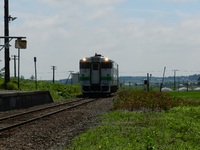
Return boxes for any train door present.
[91,63,100,84]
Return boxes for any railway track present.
[0,98,97,132]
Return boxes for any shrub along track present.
[0,96,114,150]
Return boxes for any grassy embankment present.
[0,78,81,101]
[70,90,200,150]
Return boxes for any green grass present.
[69,90,200,150]
[70,107,200,150]
[169,91,200,100]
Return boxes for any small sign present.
[15,40,27,49]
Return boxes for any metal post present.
[174,71,175,90]
[34,57,37,89]
[11,55,17,78]
[53,66,55,83]
[18,48,20,89]
[4,0,10,85]
[51,66,56,83]
[14,55,16,78]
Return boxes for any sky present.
[1,0,200,80]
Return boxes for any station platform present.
[0,90,53,111]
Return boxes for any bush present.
[0,82,18,90]
[113,90,197,111]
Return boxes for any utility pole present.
[4,0,10,85]
[160,67,166,92]
[11,55,18,78]
[144,73,150,91]
[172,70,178,91]
[51,66,56,83]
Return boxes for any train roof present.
[80,53,116,63]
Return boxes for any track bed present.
[0,97,114,150]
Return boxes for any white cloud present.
[181,17,200,30]
[89,7,115,20]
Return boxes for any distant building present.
[72,73,79,84]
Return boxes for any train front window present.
[80,62,90,69]
[101,62,112,69]
[92,63,99,70]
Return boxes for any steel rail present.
[0,98,96,132]
[0,98,85,122]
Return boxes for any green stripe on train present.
[80,77,90,81]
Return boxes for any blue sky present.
[1,0,200,80]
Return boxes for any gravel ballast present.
[0,97,114,150]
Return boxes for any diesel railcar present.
[79,53,119,95]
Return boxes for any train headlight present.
[104,57,109,61]
[82,58,87,61]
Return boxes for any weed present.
[113,90,198,111]
[70,107,200,150]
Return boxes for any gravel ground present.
[0,97,114,150]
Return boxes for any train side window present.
[101,62,112,69]
[80,62,90,69]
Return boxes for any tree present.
[30,75,35,80]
